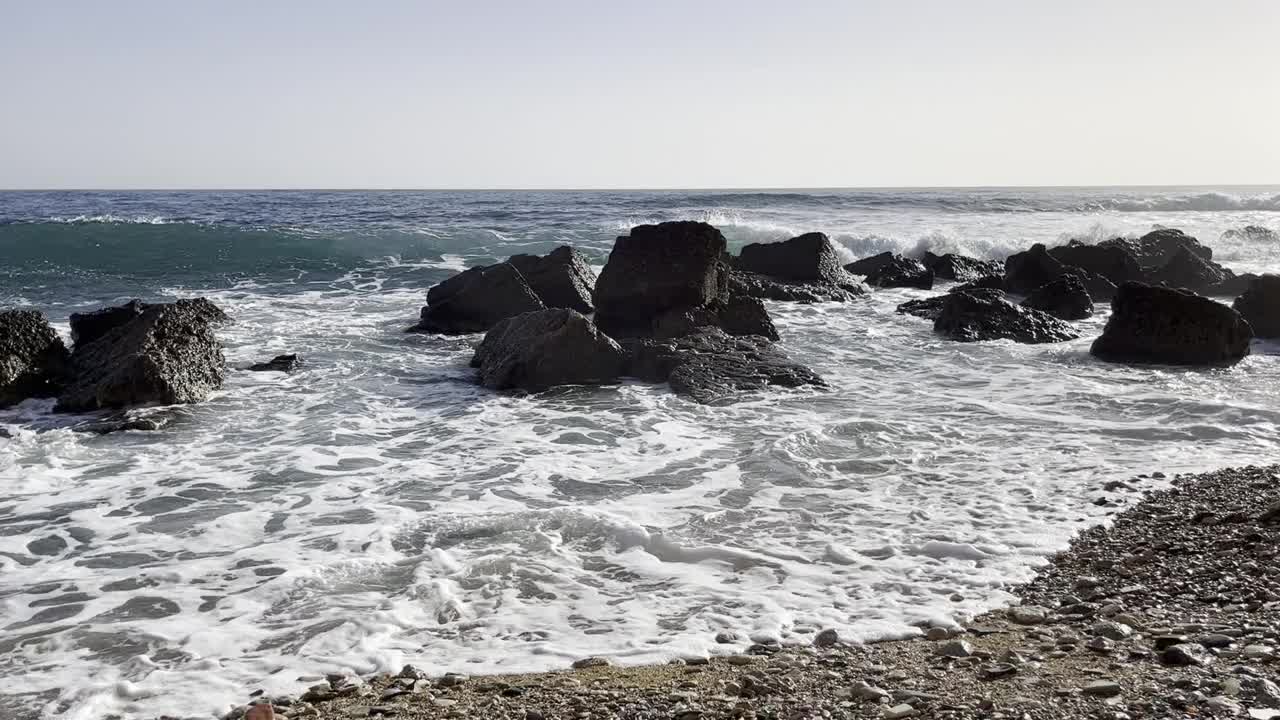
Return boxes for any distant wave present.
[1086,192,1280,213]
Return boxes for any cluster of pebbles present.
[220,466,1280,720]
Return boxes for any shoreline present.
[220,465,1280,720]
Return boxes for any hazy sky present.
[2,0,1277,188]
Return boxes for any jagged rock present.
[248,354,302,372]
[1222,225,1278,243]
[865,256,934,290]
[845,251,896,276]
[1048,241,1144,286]
[56,299,227,412]
[1073,271,1118,303]
[69,299,227,348]
[1021,275,1093,320]
[934,292,1079,344]
[728,270,864,303]
[72,416,164,434]
[506,246,597,314]
[470,309,624,392]
[737,232,849,285]
[951,275,1006,293]
[593,222,729,338]
[622,329,822,404]
[898,288,1004,320]
[922,252,1003,282]
[411,263,545,334]
[0,310,70,407]
[652,294,780,342]
[1091,282,1252,366]
[1100,228,1212,269]
[1206,272,1258,297]
[1004,244,1066,295]
[1232,274,1280,338]
[1149,246,1229,292]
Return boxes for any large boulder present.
[470,309,625,392]
[56,299,227,412]
[70,299,227,347]
[623,329,823,404]
[1100,229,1211,269]
[845,251,896,276]
[1004,244,1066,295]
[412,262,546,334]
[1048,241,1144,286]
[593,222,728,338]
[737,232,848,285]
[1091,282,1252,366]
[898,288,1004,320]
[951,275,1006,293]
[728,270,864,303]
[1148,247,1229,292]
[0,310,69,407]
[1233,275,1280,338]
[1021,275,1093,320]
[865,256,934,290]
[923,253,1003,282]
[934,292,1079,344]
[506,246,597,314]
[653,294,779,341]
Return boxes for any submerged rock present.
[0,310,70,407]
[1232,274,1280,338]
[865,256,934,290]
[728,270,864,303]
[845,251,896,276]
[56,299,227,412]
[471,309,625,392]
[934,292,1079,344]
[248,354,302,372]
[412,262,546,335]
[623,329,823,404]
[897,288,1004,320]
[923,252,1003,282]
[1021,275,1093,320]
[1091,282,1252,366]
[506,246,597,314]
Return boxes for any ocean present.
[2,187,1279,719]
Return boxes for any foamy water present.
[1,188,1279,720]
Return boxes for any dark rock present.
[1072,270,1118,303]
[1048,241,1144,285]
[898,288,1004,320]
[922,253,1003,282]
[709,295,779,341]
[934,292,1079,344]
[247,354,301,373]
[0,310,70,407]
[55,299,227,412]
[506,246,597,314]
[72,417,164,434]
[737,232,848,285]
[845,251,896,276]
[728,270,864,303]
[1233,274,1280,338]
[951,275,1006,293]
[1222,225,1278,243]
[1160,643,1210,667]
[1100,228,1212,269]
[1205,272,1258,297]
[1091,282,1252,366]
[1021,275,1093,320]
[471,309,624,392]
[622,329,823,404]
[1149,246,1230,292]
[1004,244,1066,295]
[411,263,546,335]
[593,222,728,338]
[865,256,934,290]
[70,300,148,347]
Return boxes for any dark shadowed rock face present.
[1233,274,1280,338]
[923,253,1003,282]
[506,246,597,314]
[412,263,546,334]
[845,251,896,276]
[1149,247,1229,292]
[56,299,227,412]
[865,256,934,290]
[951,275,1006,293]
[654,295,779,341]
[69,299,228,348]
[1100,229,1212,269]
[0,310,70,407]
[728,270,865,303]
[1021,275,1094,321]
[1206,272,1258,298]
[1004,244,1065,295]
[934,292,1079,344]
[1092,282,1252,366]
[470,309,624,392]
[1048,241,1144,286]
[622,329,823,404]
[737,232,849,285]
[897,288,1005,320]
[593,221,728,338]
[248,354,302,372]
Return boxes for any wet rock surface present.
[934,291,1080,344]
[471,309,625,392]
[411,262,546,335]
[248,354,302,373]
[1233,274,1280,338]
[897,288,1005,320]
[865,255,934,290]
[1091,282,1253,366]
[0,309,69,407]
[923,252,1003,282]
[1020,274,1094,320]
[506,245,598,314]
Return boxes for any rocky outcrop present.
[845,251,896,276]
[248,354,302,372]
[1048,241,1144,286]
[593,222,729,338]
[56,299,227,412]
[897,288,1004,320]
[1020,275,1093,321]
[951,275,1006,293]
[865,256,934,290]
[623,329,823,404]
[69,299,227,347]
[471,309,625,392]
[1099,229,1212,270]
[1148,247,1229,292]
[653,294,779,341]
[1233,275,1280,338]
[1091,282,1253,366]
[0,310,69,407]
[1004,244,1116,300]
[728,271,864,303]
[506,246,597,314]
[737,233,847,285]
[923,253,1003,282]
[934,292,1079,344]
[411,262,546,334]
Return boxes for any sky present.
[1,0,1278,189]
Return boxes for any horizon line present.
[2,182,1279,193]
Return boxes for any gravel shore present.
[224,466,1280,720]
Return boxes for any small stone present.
[715,631,741,644]
[571,656,610,670]
[936,639,974,658]
[1090,621,1133,640]
[431,699,456,708]
[980,663,1017,679]
[437,673,468,687]
[1206,696,1244,716]
[814,628,839,647]
[852,681,892,702]
[1008,606,1050,626]
[726,655,755,666]
[1243,644,1276,661]
[1200,633,1234,649]
[1161,643,1210,667]
[883,704,918,719]
[1082,680,1122,697]
[245,706,274,720]
[1087,637,1116,653]
[397,665,426,680]
[925,627,952,641]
